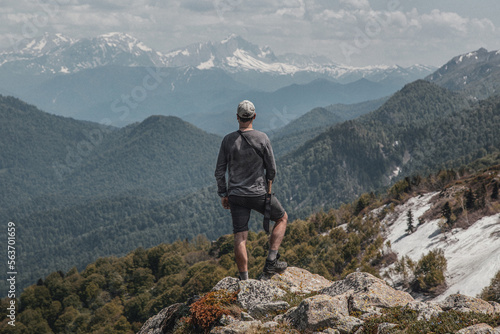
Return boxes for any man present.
[215,100,288,280]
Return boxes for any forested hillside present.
[0,96,223,290]
[271,97,388,157]
[2,153,499,334]
[276,80,499,217]
[0,96,221,212]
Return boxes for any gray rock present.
[137,302,185,334]
[212,277,240,293]
[237,279,287,309]
[210,320,262,334]
[439,294,495,315]
[314,329,340,334]
[456,323,496,334]
[402,301,443,321]
[219,314,237,326]
[320,272,414,313]
[358,310,382,320]
[377,322,398,334]
[270,266,333,294]
[283,294,349,331]
[261,321,279,329]
[490,301,500,314]
[240,312,254,321]
[212,277,287,310]
[248,301,290,318]
[334,316,364,334]
[275,306,297,324]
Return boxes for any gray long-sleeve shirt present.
[215,129,276,197]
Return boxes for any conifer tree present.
[406,209,415,234]
[492,181,499,200]
[441,201,452,227]
[476,183,487,209]
[465,188,475,210]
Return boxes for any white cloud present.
[339,0,370,10]
[0,0,499,67]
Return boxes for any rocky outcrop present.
[439,294,495,315]
[456,323,499,334]
[320,272,414,313]
[282,294,350,331]
[401,300,443,321]
[137,302,188,334]
[268,266,333,294]
[212,276,287,309]
[137,268,500,334]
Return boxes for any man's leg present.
[234,231,248,279]
[264,212,288,274]
[269,212,287,252]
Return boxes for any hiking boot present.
[263,253,287,274]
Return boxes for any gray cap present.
[237,100,256,118]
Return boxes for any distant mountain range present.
[0,32,436,134]
[0,32,434,86]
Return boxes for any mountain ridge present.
[0,32,435,84]
[426,47,500,99]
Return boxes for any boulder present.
[210,320,261,334]
[456,323,497,334]
[439,294,495,315]
[402,301,443,321]
[212,277,240,293]
[261,321,279,329]
[320,272,414,313]
[377,322,399,334]
[239,312,254,321]
[314,329,341,334]
[283,294,350,331]
[248,301,290,318]
[270,266,333,294]
[137,302,186,334]
[490,301,500,314]
[218,314,237,326]
[212,277,287,310]
[333,316,364,334]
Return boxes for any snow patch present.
[384,192,500,301]
[197,55,215,70]
[226,49,300,74]
[390,166,401,180]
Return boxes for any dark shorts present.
[228,194,286,234]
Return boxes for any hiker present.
[215,100,288,280]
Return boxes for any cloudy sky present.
[1,0,499,67]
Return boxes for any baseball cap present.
[237,100,256,118]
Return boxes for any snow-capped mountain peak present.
[96,32,153,53]
[10,32,74,56]
[0,32,436,83]
[162,34,279,70]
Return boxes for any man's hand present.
[221,196,230,209]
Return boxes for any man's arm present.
[215,139,228,197]
[262,137,277,181]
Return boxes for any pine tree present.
[476,183,487,209]
[492,181,499,200]
[406,209,415,234]
[465,188,475,210]
[441,201,452,226]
